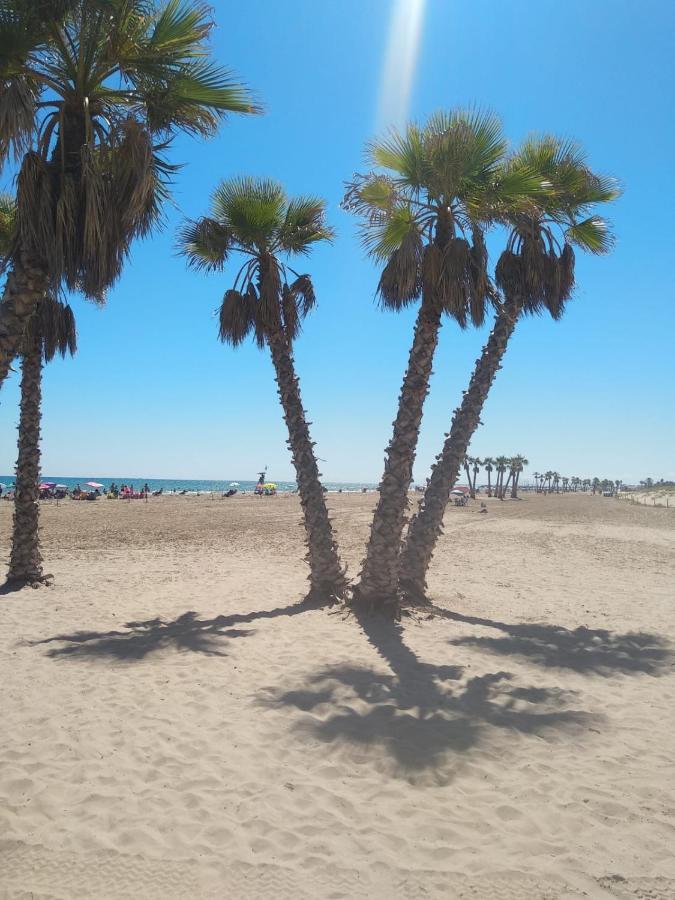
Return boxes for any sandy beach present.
[1,491,674,899]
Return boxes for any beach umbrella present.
[229,482,240,487]
[450,487,469,496]
[55,484,68,489]
[86,481,104,489]
[40,482,57,489]
[263,482,277,489]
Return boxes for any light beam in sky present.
[376,0,427,133]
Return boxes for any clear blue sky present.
[1,0,674,484]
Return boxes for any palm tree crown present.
[179,177,332,345]
[0,0,259,300]
[344,109,542,326]
[495,136,619,320]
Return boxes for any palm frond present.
[218,288,253,345]
[279,196,333,254]
[212,176,286,248]
[288,274,316,318]
[368,124,426,186]
[376,227,423,309]
[566,216,614,254]
[178,216,231,270]
[362,203,419,261]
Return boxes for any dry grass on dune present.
[1,492,674,899]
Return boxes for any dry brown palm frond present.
[558,243,575,303]
[469,228,489,325]
[113,119,157,236]
[495,250,523,301]
[288,274,316,318]
[218,289,252,345]
[421,242,442,303]
[16,152,54,271]
[282,284,300,342]
[54,173,78,285]
[247,284,267,349]
[542,251,561,313]
[438,237,471,325]
[0,77,37,163]
[24,296,77,361]
[376,228,422,309]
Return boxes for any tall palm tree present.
[178,177,346,600]
[483,457,495,496]
[494,455,510,499]
[0,0,258,390]
[7,296,76,584]
[532,471,541,493]
[472,457,481,496]
[510,454,528,498]
[398,136,618,600]
[343,110,540,613]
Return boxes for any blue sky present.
[1,0,674,484]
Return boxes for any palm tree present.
[7,296,76,585]
[472,457,482,496]
[178,177,346,600]
[532,471,541,493]
[0,0,258,390]
[398,136,617,600]
[510,454,528,498]
[494,455,509,499]
[483,457,495,496]
[343,110,540,613]
[552,472,561,493]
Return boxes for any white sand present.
[1,492,674,898]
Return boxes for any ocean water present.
[0,476,377,494]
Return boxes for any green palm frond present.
[362,203,419,260]
[368,124,426,186]
[177,216,232,271]
[279,196,334,254]
[212,176,286,248]
[566,216,614,254]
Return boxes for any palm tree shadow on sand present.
[30,596,331,662]
[259,608,611,774]
[434,608,674,676]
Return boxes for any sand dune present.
[1,493,674,898]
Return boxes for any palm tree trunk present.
[487,470,492,497]
[503,470,514,498]
[266,329,346,600]
[354,296,442,613]
[510,471,519,499]
[397,295,521,602]
[7,335,44,585]
[0,253,49,392]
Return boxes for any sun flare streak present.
[376,0,427,133]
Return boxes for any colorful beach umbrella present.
[86,481,104,488]
[40,482,57,489]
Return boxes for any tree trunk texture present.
[7,336,45,585]
[354,297,442,614]
[266,329,347,600]
[0,253,49,392]
[398,296,522,602]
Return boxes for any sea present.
[0,476,377,494]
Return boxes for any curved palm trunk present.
[502,470,514,499]
[354,296,442,613]
[398,295,521,601]
[511,470,520,499]
[266,330,347,600]
[7,335,44,585]
[0,254,49,392]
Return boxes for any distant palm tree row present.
[0,1,619,619]
[459,455,528,500]
[531,473,622,495]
